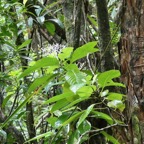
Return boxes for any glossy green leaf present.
[77,86,94,97]
[107,93,124,101]
[98,70,121,88]
[19,56,59,78]
[92,111,113,124]
[77,104,94,128]
[71,41,98,63]
[65,70,86,93]
[107,100,125,111]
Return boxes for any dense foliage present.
[0,0,126,143]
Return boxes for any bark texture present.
[119,0,144,143]
[96,0,115,71]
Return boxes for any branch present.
[76,123,128,144]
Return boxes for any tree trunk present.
[119,0,144,143]
[96,0,115,71]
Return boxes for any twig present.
[76,123,128,144]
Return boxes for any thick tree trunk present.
[119,0,144,143]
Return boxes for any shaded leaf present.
[62,111,84,126]
[92,111,113,124]
[44,21,55,35]
[101,131,120,144]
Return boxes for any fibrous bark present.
[119,0,144,143]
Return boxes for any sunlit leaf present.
[19,56,59,78]
[77,104,94,128]
[98,70,122,88]
[58,47,73,61]
[107,93,124,101]
[17,39,32,50]
[77,86,94,97]
[44,92,74,104]
[71,41,98,63]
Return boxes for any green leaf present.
[28,74,56,93]
[62,97,87,110]
[107,93,124,101]
[51,99,69,112]
[92,111,113,124]
[98,70,121,88]
[58,47,73,61]
[77,104,94,128]
[107,100,125,111]
[62,111,84,126]
[105,81,125,87]
[65,70,86,93]
[100,90,109,97]
[101,131,120,144]
[64,64,79,71]
[25,132,54,143]
[78,120,91,134]
[17,39,32,50]
[71,41,98,63]
[77,86,94,97]
[68,130,79,144]
[47,117,58,127]
[55,113,70,128]
[19,56,59,78]
[87,15,97,27]
[44,21,55,35]
[48,18,64,29]
[44,92,74,104]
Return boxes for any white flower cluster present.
[41,43,65,57]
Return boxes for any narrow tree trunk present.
[96,0,115,71]
[119,0,144,143]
